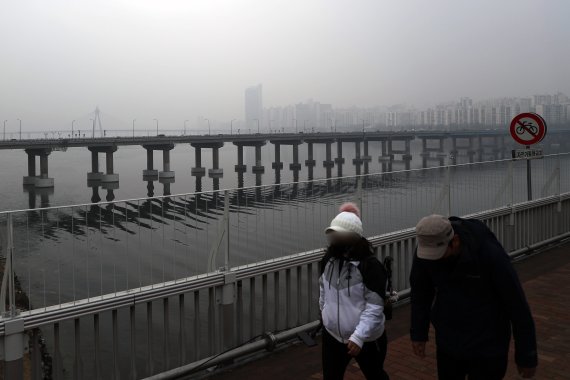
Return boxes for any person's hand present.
[517,366,536,378]
[347,340,361,357]
[412,341,426,358]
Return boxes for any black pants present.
[437,349,508,380]
[322,328,389,380]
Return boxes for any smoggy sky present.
[1,0,569,131]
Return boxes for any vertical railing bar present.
[179,294,186,366]
[163,297,170,370]
[147,301,153,375]
[94,314,101,379]
[74,318,81,379]
[130,305,137,380]
[193,291,200,361]
[113,309,119,379]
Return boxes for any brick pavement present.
[211,243,570,379]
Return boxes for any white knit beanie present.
[325,211,363,236]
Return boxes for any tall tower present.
[245,84,263,130]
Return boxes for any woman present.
[319,203,390,380]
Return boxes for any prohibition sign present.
[509,112,547,146]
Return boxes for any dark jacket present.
[410,217,538,368]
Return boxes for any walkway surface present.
[211,241,570,380]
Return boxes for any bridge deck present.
[211,241,570,380]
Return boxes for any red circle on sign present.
[509,112,547,146]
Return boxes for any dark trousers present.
[437,349,508,380]
[322,328,389,380]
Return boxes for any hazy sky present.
[1,0,569,131]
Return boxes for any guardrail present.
[0,153,569,379]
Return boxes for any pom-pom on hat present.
[325,202,363,236]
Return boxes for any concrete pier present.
[352,141,363,165]
[209,144,224,178]
[305,143,316,167]
[191,146,206,177]
[235,145,247,172]
[335,141,345,165]
[23,150,36,185]
[272,144,283,170]
[36,150,54,188]
[160,148,175,179]
[24,149,54,187]
[143,148,158,177]
[100,148,119,183]
[253,145,264,174]
[290,144,301,171]
[87,149,103,181]
[362,140,372,162]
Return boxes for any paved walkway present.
[211,242,570,380]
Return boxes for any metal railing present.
[0,153,569,379]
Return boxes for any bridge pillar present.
[235,145,247,172]
[403,139,412,160]
[191,147,206,177]
[36,150,54,188]
[380,140,394,160]
[87,149,103,181]
[305,143,316,167]
[143,148,158,177]
[362,140,371,162]
[101,148,119,183]
[353,141,363,165]
[159,148,175,179]
[334,141,345,165]
[209,146,223,178]
[252,145,264,174]
[23,151,36,185]
[323,142,334,169]
[290,144,301,171]
[272,144,283,169]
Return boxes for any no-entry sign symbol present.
[509,112,547,146]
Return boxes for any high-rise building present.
[245,84,263,131]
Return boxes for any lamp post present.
[132,119,136,138]
[230,119,235,135]
[254,118,260,134]
[72,120,75,138]
[205,118,211,135]
[17,119,21,140]
[3,120,6,141]
[154,119,159,136]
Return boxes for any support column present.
[3,318,25,380]
[191,147,206,177]
[362,140,371,162]
[290,144,301,170]
[272,144,283,169]
[209,146,223,178]
[403,139,412,160]
[334,141,345,165]
[160,148,175,179]
[87,149,103,181]
[323,142,335,169]
[234,145,246,172]
[23,151,36,185]
[143,148,158,177]
[305,143,316,167]
[352,141,362,165]
[101,148,119,183]
[252,145,264,174]
[36,150,55,188]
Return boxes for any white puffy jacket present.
[319,254,386,348]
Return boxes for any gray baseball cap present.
[415,215,454,260]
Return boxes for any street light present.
[154,119,159,136]
[17,119,21,140]
[204,118,211,135]
[3,120,6,141]
[303,120,307,133]
[253,118,260,134]
[184,120,189,135]
[132,119,136,138]
[361,119,365,133]
[72,120,75,138]
[230,119,235,135]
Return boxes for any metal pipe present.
[142,321,321,380]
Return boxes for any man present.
[410,215,537,380]
[319,203,390,380]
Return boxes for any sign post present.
[509,113,547,201]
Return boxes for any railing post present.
[218,272,236,352]
[446,165,452,217]
[2,318,25,380]
[224,190,230,270]
[504,160,516,252]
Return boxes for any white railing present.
[0,153,569,379]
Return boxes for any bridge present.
[0,152,569,379]
[2,129,570,192]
